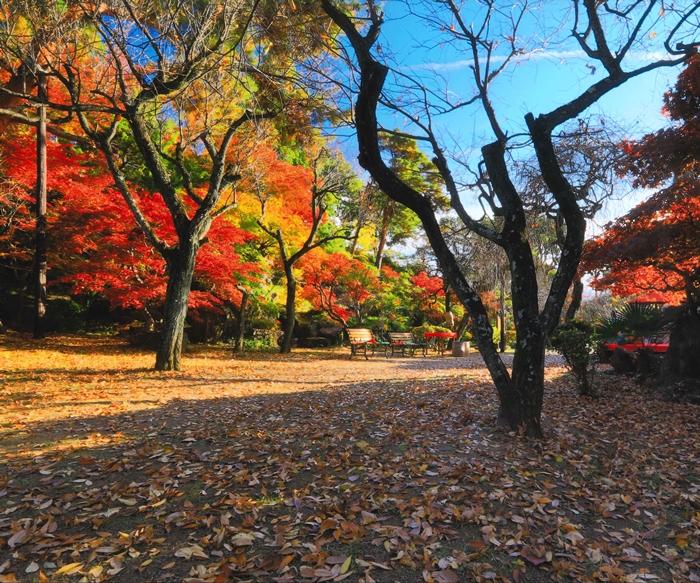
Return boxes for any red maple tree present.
[0,131,258,323]
[583,56,700,309]
[300,249,379,329]
[582,187,699,307]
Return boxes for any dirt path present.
[1,334,698,583]
[0,333,562,446]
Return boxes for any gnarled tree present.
[321,0,699,436]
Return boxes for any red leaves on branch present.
[584,56,700,306]
[582,183,700,305]
[620,56,700,188]
[0,131,257,311]
[300,250,379,326]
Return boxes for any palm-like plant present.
[597,303,665,347]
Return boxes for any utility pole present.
[34,73,47,339]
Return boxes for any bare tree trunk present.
[33,74,47,340]
[141,307,155,332]
[564,277,584,322]
[233,288,249,353]
[155,243,198,371]
[444,282,452,314]
[280,262,296,354]
[349,223,361,256]
[455,313,470,340]
[500,333,546,433]
[374,200,392,269]
[499,275,506,353]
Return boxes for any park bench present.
[388,332,426,357]
[348,328,388,360]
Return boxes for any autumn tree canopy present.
[583,56,700,309]
[0,130,259,321]
[246,139,359,353]
[0,0,338,370]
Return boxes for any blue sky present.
[335,1,688,226]
[374,0,681,132]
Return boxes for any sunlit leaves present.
[583,57,700,307]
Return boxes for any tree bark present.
[499,274,506,353]
[33,74,47,340]
[233,288,249,353]
[565,277,584,321]
[280,261,297,354]
[455,313,470,340]
[375,200,393,269]
[155,242,199,371]
[349,223,361,256]
[141,307,155,332]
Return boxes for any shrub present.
[596,303,664,345]
[412,324,452,338]
[551,320,598,397]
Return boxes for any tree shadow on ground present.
[1,338,698,583]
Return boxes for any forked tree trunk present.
[155,243,199,371]
[320,0,590,437]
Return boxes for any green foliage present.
[412,324,452,338]
[381,134,447,209]
[551,320,598,398]
[247,296,281,331]
[596,303,664,344]
[242,336,279,352]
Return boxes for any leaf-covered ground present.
[0,334,698,583]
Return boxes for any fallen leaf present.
[54,562,83,576]
[25,563,39,574]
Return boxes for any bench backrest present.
[388,332,416,343]
[348,328,374,343]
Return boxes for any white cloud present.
[412,49,673,72]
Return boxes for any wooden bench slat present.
[388,332,426,357]
[348,329,388,360]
